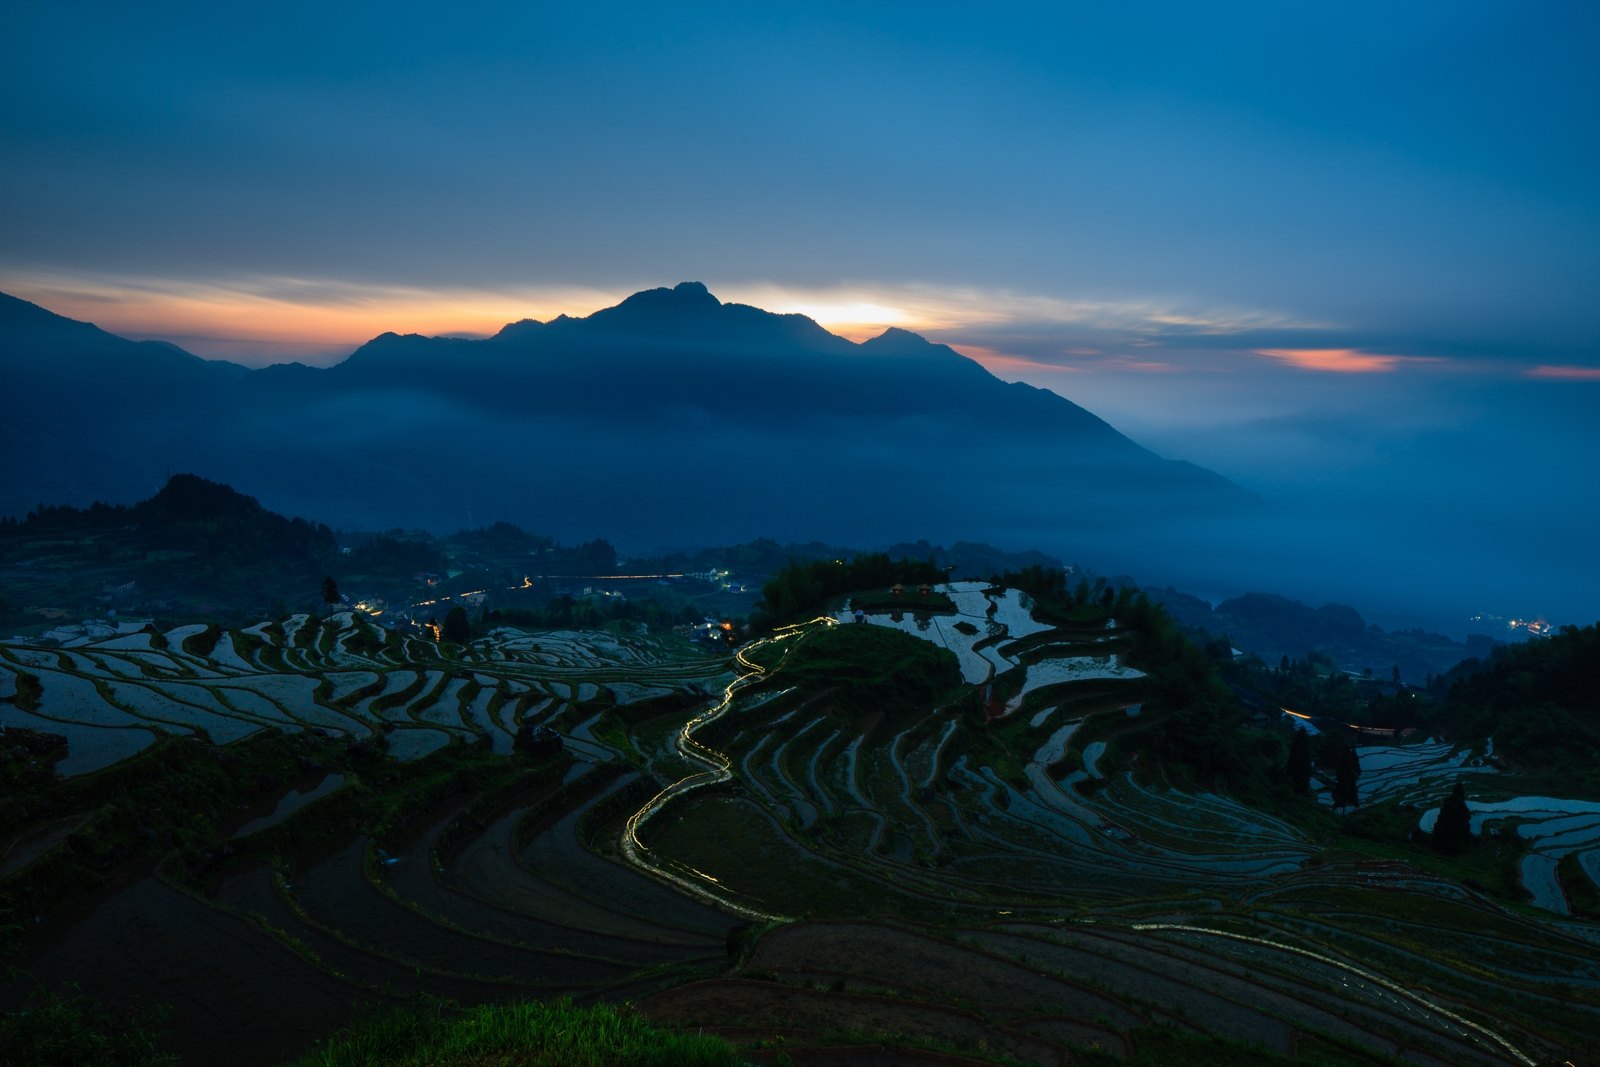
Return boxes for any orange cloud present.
[0,274,623,365]
[1254,348,1424,373]
[1526,364,1600,381]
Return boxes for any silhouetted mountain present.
[1149,587,1472,679]
[0,293,249,512]
[1,283,1253,549]
[0,473,338,624]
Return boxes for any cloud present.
[0,270,625,365]
[949,345,1083,376]
[1,267,1330,371]
[725,281,1317,340]
[1526,364,1600,381]
[0,270,1526,387]
[1253,348,1442,374]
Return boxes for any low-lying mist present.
[180,391,1595,639]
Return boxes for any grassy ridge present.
[768,624,962,720]
[288,998,746,1067]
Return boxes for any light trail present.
[412,589,488,609]
[620,615,837,921]
[521,573,687,580]
[1130,922,1536,1066]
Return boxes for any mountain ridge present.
[1,282,1254,546]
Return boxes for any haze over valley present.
[2,281,1591,637]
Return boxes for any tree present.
[1286,727,1312,794]
[1331,742,1361,811]
[1433,782,1474,855]
[320,576,340,620]
[441,605,471,644]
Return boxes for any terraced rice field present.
[0,614,721,774]
[4,599,1599,1066]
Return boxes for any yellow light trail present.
[620,615,838,921]
[523,573,687,580]
[411,589,488,609]
[1130,923,1535,1066]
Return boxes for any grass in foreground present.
[0,988,178,1066]
[288,998,746,1067]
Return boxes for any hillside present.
[1151,588,1474,680]
[0,475,1070,641]
[6,571,1597,1064]
[1430,622,1600,779]
[0,475,339,627]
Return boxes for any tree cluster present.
[1285,727,1312,794]
[752,553,944,630]
[995,568,1251,786]
[1330,742,1361,811]
[771,623,961,720]
[1428,623,1600,772]
[344,534,444,576]
[1432,782,1475,854]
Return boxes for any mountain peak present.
[581,280,726,336]
[672,280,715,300]
[611,280,721,312]
[860,325,963,361]
[493,317,545,341]
[869,326,927,344]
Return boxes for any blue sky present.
[4,1,1597,625]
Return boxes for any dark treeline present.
[1221,652,1427,732]
[5,473,336,563]
[770,624,963,719]
[446,521,555,556]
[993,566,1251,787]
[1150,587,1470,684]
[752,553,945,631]
[522,538,618,576]
[1018,567,1376,811]
[1430,622,1600,776]
[344,534,445,576]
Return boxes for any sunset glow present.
[0,275,626,364]
[1253,348,1427,374]
[3,272,1329,368]
[1526,364,1600,381]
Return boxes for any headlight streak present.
[1129,922,1536,1066]
[620,616,837,920]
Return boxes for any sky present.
[3,1,1598,628]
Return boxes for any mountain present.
[1,282,1252,548]
[0,473,339,624]
[1149,587,1475,680]
[0,292,248,510]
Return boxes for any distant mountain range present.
[1,282,1252,547]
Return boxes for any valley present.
[5,582,1598,1065]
